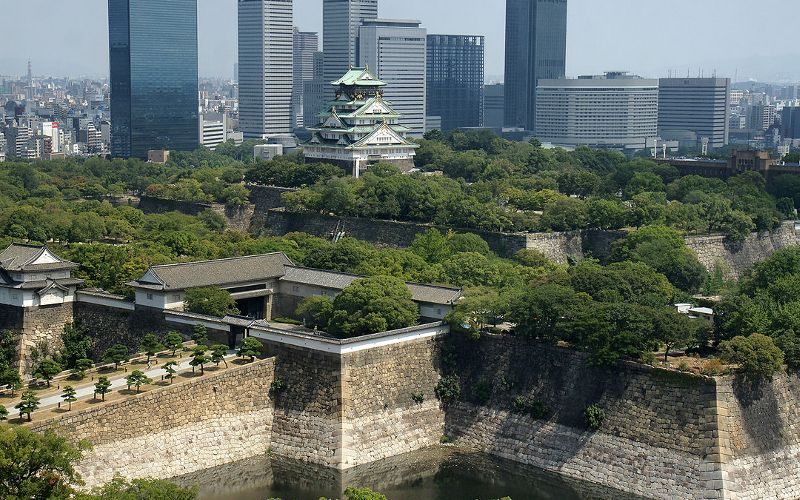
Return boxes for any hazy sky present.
[2,0,797,82]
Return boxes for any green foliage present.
[79,475,198,500]
[719,334,784,379]
[210,344,229,367]
[473,379,493,405]
[612,226,706,292]
[511,396,550,420]
[295,296,334,329]
[325,276,419,338]
[60,323,92,370]
[162,361,178,384]
[0,426,85,498]
[185,288,239,317]
[33,359,62,387]
[94,376,112,401]
[584,404,606,431]
[435,375,461,406]
[270,378,287,394]
[189,346,210,375]
[103,344,130,370]
[125,370,153,393]
[15,391,40,422]
[71,359,93,380]
[61,386,78,410]
[140,333,164,364]
[191,324,209,346]
[411,392,424,404]
[0,405,7,420]
[245,157,343,187]
[238,337,263,362]
[164,331,184,356]
[344,487,387,500]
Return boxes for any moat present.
[175,447,641,500]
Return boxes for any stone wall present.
[30,358,276,487]
[341,337,445,467]
[19,303,74,376]
[686,221,800,279]
[136,196,255,233]
[717,373,800,499]
[445,335,724,499]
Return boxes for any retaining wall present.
[30,358,276,487]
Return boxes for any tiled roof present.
[0,244,78,272]
[331,67,387,87]
[131,253,294,292]
[281,266,462,305]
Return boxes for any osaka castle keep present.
[304,67,419,176]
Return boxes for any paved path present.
[36,351,237,410]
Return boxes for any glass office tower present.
[108,0,199,158]
[504,0,567,132]
[427,35,485,131]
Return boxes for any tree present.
[162,361,178,384]
[210,345,228,368]
[1,368,22,396]
[326,276,419,338]
[0,405,7,420]
[506,284,588,343]
[185,288,239,317]
[191,324,209,346]
[15,391,40,422]
[125,370,153,393]
[0,426,85,499]
[164,331,184,356]
[295,296,334,329]
[189,346,210,375]
[61,385,78,411]
[72,358,93,380]
[238,337,263,362]
[719,334,784,379]
[94,376,112,401]
[80,476,198,500]
[140,333,164,365]
[103,344,130,370]
[344,487,388,500]
[60,323,92,370]
[654,310,698,362]
[33,359,62,387]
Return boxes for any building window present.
[292,285,300,293]
[146,293,154,301]
[172,294,181,302]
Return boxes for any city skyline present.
[2,0,798,83]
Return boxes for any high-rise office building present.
[658,78,731,149]
[535,72,659,150]
[322,0,378,100]
[359,19,427,137]
[293,29,319,130]
[108,0,199,158]
[303,52,326,127]
[426,35,485,131]
[482,84,505,129]
[782,107,800,140]
[504,0,568,131]
[238,0,294,139]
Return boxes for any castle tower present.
[303,67,419,177]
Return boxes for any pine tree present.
[61,385,77,411]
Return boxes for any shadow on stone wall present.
[731,376,787,454]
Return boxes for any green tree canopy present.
[184,288,239,317]
[326,276,419,338]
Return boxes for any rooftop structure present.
[303,67,419,176]
[0,244,83,308]
[128,251,461,322]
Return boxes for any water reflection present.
[174,447,642,500]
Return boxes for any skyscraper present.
[108,0,199,158]
[359,19,427,137]
[504,0,568,131]
[238,0,294,139]
[322,0,378,99]
[658,78,731,149]
[293,28,319,130]
[426,35,485,131]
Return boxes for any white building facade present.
[535,72,659,150]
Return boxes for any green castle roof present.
[331,67,387,87]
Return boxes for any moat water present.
[174,447,641,500]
